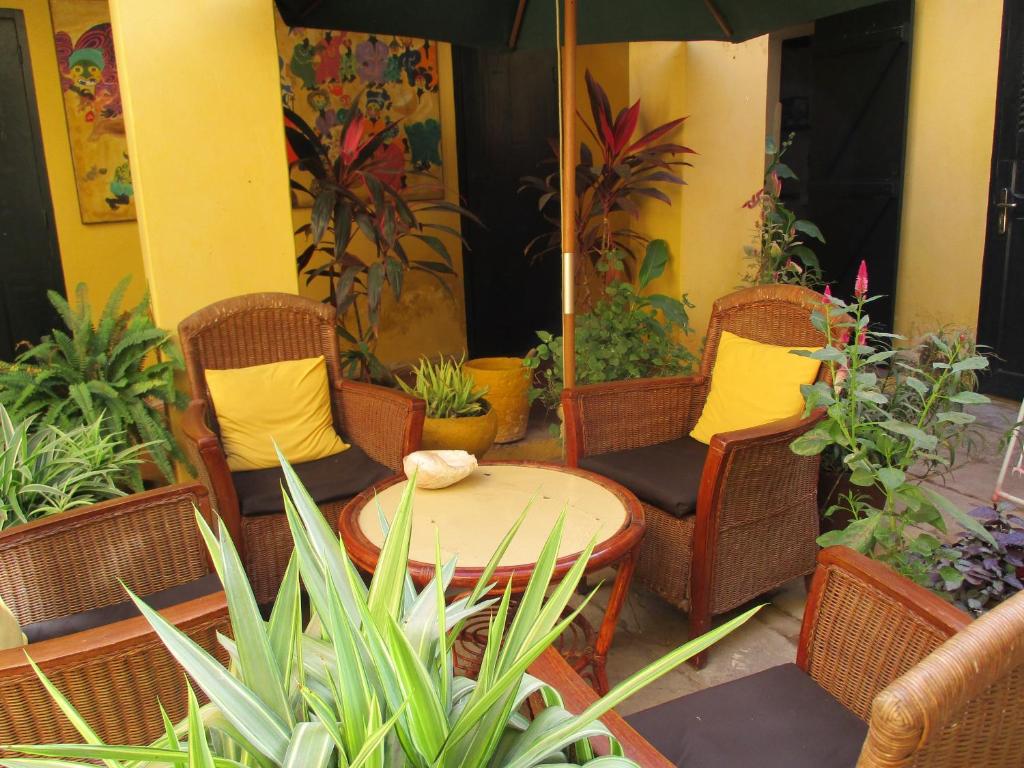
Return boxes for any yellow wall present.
[109,0,297,332]
[293,43,466,369]
[894,0,1003,337]
[7,0,145,312]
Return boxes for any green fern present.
[0,277,188,488]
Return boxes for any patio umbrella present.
[276,0,887,387]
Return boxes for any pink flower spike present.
[854,260,868,297]
[857,328,867,346]
[823,284,832,301]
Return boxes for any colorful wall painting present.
[50,0,134,223]
[275,16,445,205]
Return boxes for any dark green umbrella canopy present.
[275,0,887,48]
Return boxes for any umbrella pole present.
[561,0,577,390]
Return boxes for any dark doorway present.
[979,0,1024,399]
[780,0,912,328]
[0,9,63,361]
[453,46,561,358]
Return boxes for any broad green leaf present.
[950,356,988,373]
[638,239,669,288]
[187,683,216,768]
[876,467,906,492]
[922,486,997,546]
[367,478,417,628]
[282,722,335,768]
[947,390,989,405]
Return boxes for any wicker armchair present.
[179,292,424,603]
[531,546,1024,767]
[0,484,230,752]
[562,284,833,667]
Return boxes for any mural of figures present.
[275,14,445,205]
[50,0,134,223]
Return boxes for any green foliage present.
[520,70,692,276]
[789,271,994,582]
[525,241,697,412]
[742,134,823,288]
[397,356,490,419]
[0,278,187,488]
[286,100,480,383]
[2,453,759,768]
[914,504,1024,616]
[0,404,146,530]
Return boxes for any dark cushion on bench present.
[579,436,707,518]
[23,572,222,643]
[231,444,392,516]
[626,663,867,768]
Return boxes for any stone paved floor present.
[487,397,1020,714]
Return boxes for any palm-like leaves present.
[0,278,188,487]
[2,454,758,768]
[286,98,480,382]
[520,70,694,278]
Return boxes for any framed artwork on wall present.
[49,0,134,223]
[275,14,445,206]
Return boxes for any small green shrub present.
[0,404,146,530]
[398,356,490,418]
[0,277,188,488]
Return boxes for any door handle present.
[998,187,1018,235]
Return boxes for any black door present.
[979,0,1024,399]
[453,46,561,358]
[0,9,63,361]
[784,0,912,328]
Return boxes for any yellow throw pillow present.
[206,356,349,471]
[690,331,821,445]
[0,595,26,650]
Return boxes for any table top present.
[339,461,644,587]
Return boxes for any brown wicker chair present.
[562,284,834,667]
[0,484,230,752]
[179,292,424,604]
[531,546,1024,767]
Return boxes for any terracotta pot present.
[464,357,531,443]
[421,405,498,459]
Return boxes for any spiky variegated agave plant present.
[2,456,757,768]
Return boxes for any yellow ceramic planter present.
[421,406,498,459]
[464,357,530,443]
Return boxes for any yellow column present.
[109,0,297,331]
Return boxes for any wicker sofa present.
[562,284,836,667]
[179,292,424,604]
[531,546,1024,767]
[0,484,230,751]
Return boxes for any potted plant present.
[285,99,480,382]
[0,277,187,488]
[741,133,824,288]
[463,357,531,443]
[2,455,757,768]
[525,240,697,437]
[0,404,146,530]
[791,261,997,583]
[398,356,498,458]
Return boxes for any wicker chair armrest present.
[0,484,217,626]
[181,399,241,547]
[0,593,229,750]
[797,547,970,721]
[562,375,709,465]
[333,379,425,472]
[528,648,675,768]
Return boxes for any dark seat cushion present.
[23,572,222,644]
[231,444,392,516]
[579,436,707,518]
[626,663,868,768]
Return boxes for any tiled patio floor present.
[486,397,1020,714]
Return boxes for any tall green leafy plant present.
[2,453,758,768]
[0,404,146,530]
[526,240,697,412]
[520,70,693,284]
[0,278,187,487]
[397,356,490,418]
[790,261,996,582]
[286,97,479,382]
[742,134,824,288]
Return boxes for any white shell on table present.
[403,450,478,489]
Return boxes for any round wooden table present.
[339,461,645,693]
